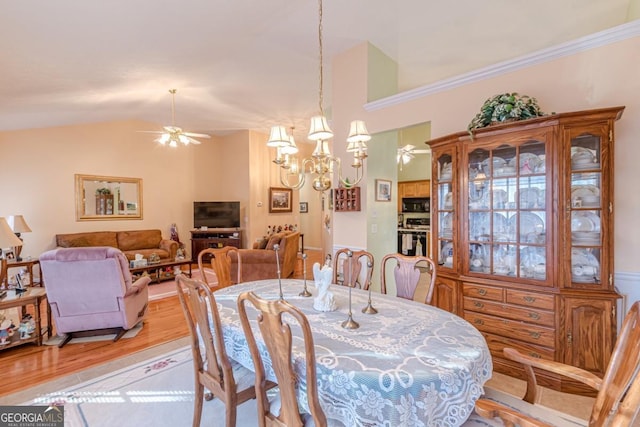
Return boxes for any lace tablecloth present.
[213,279,492,427]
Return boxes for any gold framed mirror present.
[75,174,143,221]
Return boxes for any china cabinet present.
[428,106,624,394]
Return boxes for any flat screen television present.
[193,201,241,229]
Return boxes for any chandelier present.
[267,0,370,192]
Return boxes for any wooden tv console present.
[190,229,243,261]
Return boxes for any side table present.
[2,257,42,288]
[0,287,48,349]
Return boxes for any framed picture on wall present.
[269,187,293,213]
[375,179,392,201]
[299,202,308,213]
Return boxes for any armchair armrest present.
[475,398,554,427]
[238,248,283,263]
[159,239,179,259]
[503,347,603,403]
[124,275,151,297]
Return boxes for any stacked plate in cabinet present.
[571,248,600,283]
[571,211,600,246]
[571,147,599,170]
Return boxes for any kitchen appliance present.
[398,218,429,256]
[402,197,430,213]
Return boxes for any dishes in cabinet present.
[509,212,545,242]
[571,211,601,232]
[441,213,453,237]
[493,212,510,238]
[482,189,508,209]
[443,192,453,209]
[481,156,506,176]
[440,242,454,267]
[571,147,599,170]
[518,153,543,175]
[571,248,600,282]
[440,162,452,180]
[520,246,546,280]
[571,185,600,207]
[494,165,516,177]
[517,187,541,209]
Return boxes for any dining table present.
[213,279,492,427]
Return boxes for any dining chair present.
[197,246,242,287]
[380,253,436,304]
[176,274,273,427]
[332,248,374,290]
[237,291,327,427]
[473,300,640,427]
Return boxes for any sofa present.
[230,231,300,282]
[56,229,179,262]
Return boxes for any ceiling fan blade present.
[183,132,211,139]
[184,136,202,145]
[413,149,431,154]
[137,130,164,134]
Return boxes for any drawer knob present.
[474,301,484,308]
[530,332,540,339]
[528,312,540,320]
[477,289,487,296]
[474,319,484,326]
[523,296,536,303]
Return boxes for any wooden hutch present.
[428,106,624,394]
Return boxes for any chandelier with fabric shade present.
[267,0,370,192]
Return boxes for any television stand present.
[191,229,243,262]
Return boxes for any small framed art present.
[269,187,293,213]
[375,179,392,202]
[299,202,308,213]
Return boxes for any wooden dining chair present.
[380,253,436,304]
[474,300,640,427]
[197,246,242,287]
[332,248,374,290]
[176,275,273,427]
[237,291,327,427]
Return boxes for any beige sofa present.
[56,229,178,262]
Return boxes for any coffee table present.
[129,258,192,284]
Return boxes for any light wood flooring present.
[1,249,324,398]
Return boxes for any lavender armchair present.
[40,247,150,347]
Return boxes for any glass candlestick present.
[274,244,283,300]
[341,250,359,329]
[362,261,378,314]
[299,253,312,297]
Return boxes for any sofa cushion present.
[265,232,285,250]
[117,230,162,252]
[57,231,118,248]
[257,238,269,249]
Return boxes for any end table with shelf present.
[0,287,49,350]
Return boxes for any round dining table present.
[213,279,492,427]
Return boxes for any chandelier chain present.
[317,0,324,117]
[169,88,177,126]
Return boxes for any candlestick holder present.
[341,251,359,329]
[362,261,378,314]
[274,244,284,300]
[299,253,312,297]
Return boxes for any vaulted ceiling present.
[0,0,634,140]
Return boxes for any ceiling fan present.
[397,144,430,166]
[139,89,211,147]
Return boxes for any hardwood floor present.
[1,249,323,398]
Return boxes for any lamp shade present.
[0,217,23,248]
[8,215,31,233]
[267,126,290,147]
[281,134,299,155]
[308,116,333,141]
[346,120,371,144]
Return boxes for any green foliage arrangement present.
[95,188,112,195]
[467,93,545,135]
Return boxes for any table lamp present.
[7,215,31,261]
[0,217,23,287]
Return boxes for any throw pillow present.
[265,233,284,250]
[257,238,269,249]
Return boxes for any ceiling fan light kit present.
[141,89,211,147]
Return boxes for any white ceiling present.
[0,0,633,141]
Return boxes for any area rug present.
[44,322,144,346]
[19,344,261,427]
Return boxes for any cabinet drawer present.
[463,283,503,302]
[464,297,555,327]
[482,332,555,361]
[464,311,555,347]
[506,289,555,310]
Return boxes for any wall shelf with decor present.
[334,187,361,211]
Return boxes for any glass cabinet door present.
[434,150,455,269]
[465,138,549,284]
[567,129,605,287]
